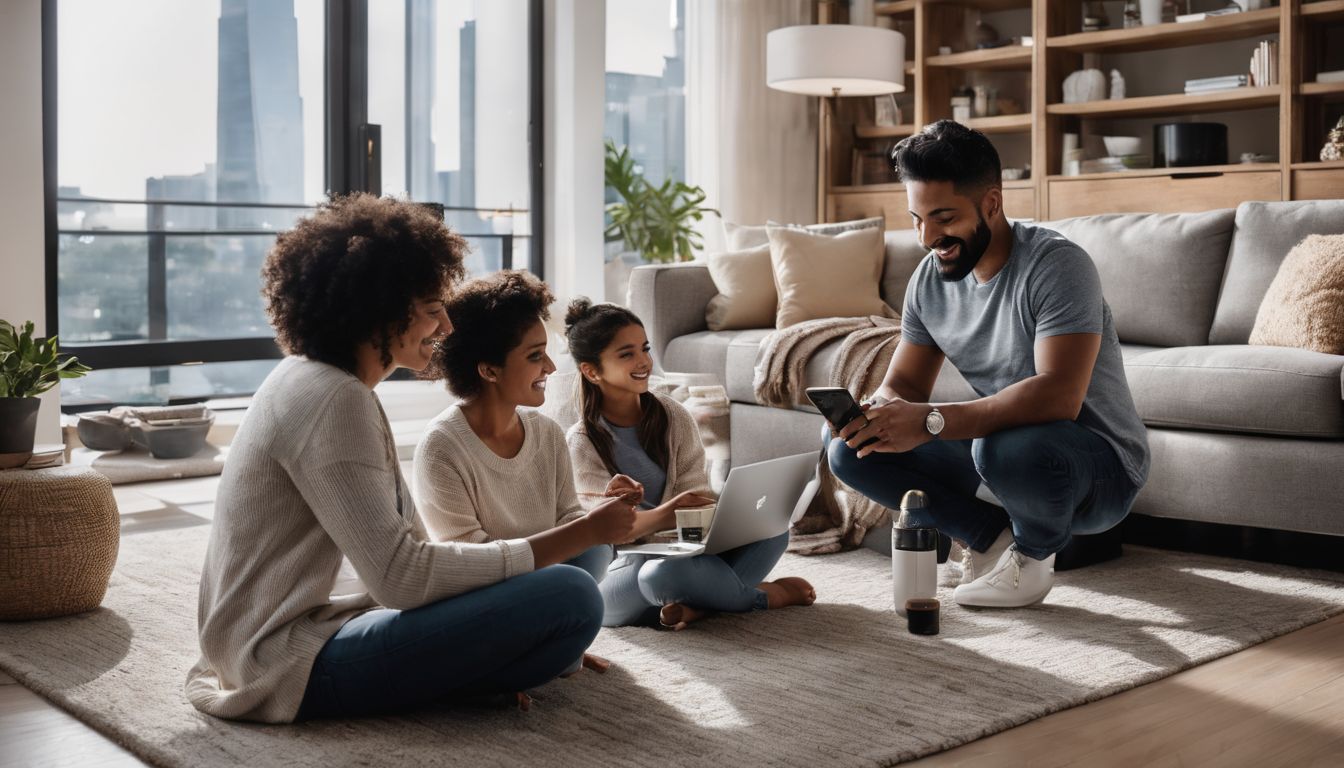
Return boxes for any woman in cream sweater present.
[564,299,816,630]
[188,197,636,723]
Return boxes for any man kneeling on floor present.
[826,120,1150,609]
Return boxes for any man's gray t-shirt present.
[900,221,1149,488]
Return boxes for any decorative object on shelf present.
[1232,0,1264,11]
[1062,132,1081,176]
[874,94,902,127]
[1110,69,1126,100]
[1240,152,1276,163]
[0,319,90,470]
[951,87,973,123]
[1103,136,1142,157]
[1161,0,1180,23]
[605,140,718,263]
[767,24,906,98]
[852,148,900,185]
[1123,0,1142,28]
[1154,122,1228,167]
[1002,167,1027,180]
[1063,68,1107,103]
[1316,70,1344,84]
[1140,0,1163,26]
[996,97,1022,115]
[938,45,953,55]
[973,85,998,118]
[1177,5,1242,22]
[973,19,999,49]
[1083,1,1110,31]
[1322,117,1344,162]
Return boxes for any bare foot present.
[516,691,532,711]
[659,602,708,631]
[759,577,817,609]
[582,653,611,673]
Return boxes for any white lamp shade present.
[767,24,906,97]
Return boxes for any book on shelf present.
[1318,70,1344,84]
[1184,74,1248,94]
[1175,6,1242,22]
[1248,40,1278,87]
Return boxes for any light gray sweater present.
[413,404,585,542]
[186,357,534,723]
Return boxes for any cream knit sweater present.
[186,357,533,723]
[565,392,713,511]
[413,404,585,542]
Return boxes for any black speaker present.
[1153,122,1228,168]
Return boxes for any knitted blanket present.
[752,316,903,554]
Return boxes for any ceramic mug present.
[676,504,716,543]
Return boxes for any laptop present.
[618,451,820,559]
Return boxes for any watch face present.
[926,409,945,435]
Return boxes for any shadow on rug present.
[3,525,1344,767]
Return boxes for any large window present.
[603,0,685,265]
[48,0,540,408]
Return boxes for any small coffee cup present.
[676,504,715,543]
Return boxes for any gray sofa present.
[629,200,1344,538]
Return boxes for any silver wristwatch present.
[924,407,945,439]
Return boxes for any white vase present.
[1140,0,1163,25]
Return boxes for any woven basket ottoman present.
[0,465,120,620]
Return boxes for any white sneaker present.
[953,544,1056,608]
[957,528,1015,586]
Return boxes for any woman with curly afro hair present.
[187,195,635,724]
[413,270,642,674]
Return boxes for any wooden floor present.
[3,475,1343,768]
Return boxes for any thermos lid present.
[893,489,938,550]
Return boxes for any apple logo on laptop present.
[756,495,767,510]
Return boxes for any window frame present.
[41,0,544,381]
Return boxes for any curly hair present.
[261,194,467,374]
[423,269,554,399]
[563,297,669,474]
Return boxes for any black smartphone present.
[806,387,877,448]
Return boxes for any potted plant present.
[604,139,719,264]
[0,320,91,469]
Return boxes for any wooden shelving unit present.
[926,45,1033,70]
[819,0,1344,222]
[1046,8,1280,53]
[1046,87,1280,117]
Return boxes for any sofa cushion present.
[879,229,929,311]
[1044,210,1235,347]
[724,216,883,250]
[705,244,775,331]
[1124,345,1344,437]
[1210,200,1344,345]
[1249,234,1344,355]
[767,225,895,328]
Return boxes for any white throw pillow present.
[705,244,774,331]
[767,225,895,329]
[723,216,884,251]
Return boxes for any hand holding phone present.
[806,387,877,448]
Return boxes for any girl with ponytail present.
[564,298,815,630]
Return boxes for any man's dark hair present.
[424,269,554,399]
[890,120,1002,196]
[261,193,467,374]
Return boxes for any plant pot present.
[0,397,41,469]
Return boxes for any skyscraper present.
[458,19,477,209]
[216,0,304,227]
[406,0,437,201]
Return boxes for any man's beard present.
[932,214,992,282]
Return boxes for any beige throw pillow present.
[1249,234,1344,355]
[705,244,775,330]
[724,216,884,251]
[767,225,896,329]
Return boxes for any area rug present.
[3,525,1344,768]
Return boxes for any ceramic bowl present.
[1002,168,1026,181]
[76,412,133,451]
[1103,136,1142,158]
[129,411,215,459]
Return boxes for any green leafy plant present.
[0,320,91,398]
[604,139,719,264]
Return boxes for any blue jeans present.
[566,544,615,583]
[296,565,603,720]
[599,531,791,627]
[827,421,1138,560]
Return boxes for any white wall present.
[0,0,61,444]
